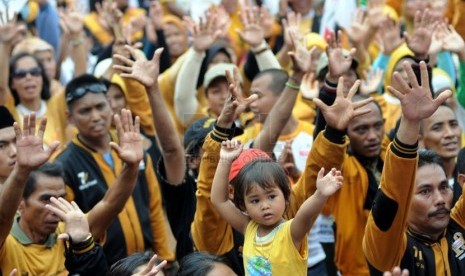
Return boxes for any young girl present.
[211,140,343,276]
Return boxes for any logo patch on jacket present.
[452,232,465,260]
[77,171,98,190]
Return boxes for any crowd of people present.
[1,0,465,275]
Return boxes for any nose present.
[90,108,101,122]
[367,128,378,141]
[261,201,270,211]
[433,189,447,206]
[9,142,17,158]
[443,124,457,139]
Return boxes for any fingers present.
[387,85,405,100]
[113,54,134,67]
[57,233,70,241]
[346,80,361,100]
[336,76,344,98]
[403,61,419,88]
[152,47,164,63]
[37,116,47,141]
[353,107,373,117]
[392,71,411,93]
[419,61,430,90]
[352,97,374,110]
[114,113,123,135]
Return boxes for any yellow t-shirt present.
[243,219,307,276]
[0,218,67,276]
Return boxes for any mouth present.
[429,208,451,219]
[24,84,37,93]
[442,141,458,151]
[8,161,16,168]
[263,213,273,220]
[366,143,380,152]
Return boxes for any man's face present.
[421,106,461,160]
[68,93,112,141]
[34,50,56,81]
[206,77,230,117]
[0,127,16,183]
[408,164,452,238]
[19,174,66,237]
[347,102,384,158]
[249,74,279,124]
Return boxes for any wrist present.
[414,54,428,60]
[314,190,329,200]
[326,74,339,84]
[252,40,269,54]
[290,72,305,82]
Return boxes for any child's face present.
[244,183,287,229]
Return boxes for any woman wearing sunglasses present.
[1,52,62,147]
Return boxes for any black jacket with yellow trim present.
[55,133,173,265]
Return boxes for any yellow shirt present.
[243,219,307,276]
[0,218,67,276]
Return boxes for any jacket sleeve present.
[451,179,465,228]
[122,78,155,136]
[64,239,109,276]
[191,124,237,255]
[287,127,348,218]
[145,155,175,261]
[363,137,418,272]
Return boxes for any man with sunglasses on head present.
[54,74,174,266]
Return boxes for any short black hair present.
[9,52,51,106]
[65,74,107,110]
[418,149,446,176]
[419,103,455,135]
[107,253,156,276]
[23,162,64,199]
[231,159,291,212]
[177,252,231,276]
[457,148,465,174]
[253,69,289,96]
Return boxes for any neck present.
[78,133,111,153]
[409,225,443,242]
[280,117,298,136]
[18,217,48,244]
[443,158,456,179]
[20,98,42,112]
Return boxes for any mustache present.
[428,207,451,218]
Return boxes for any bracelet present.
[70,37,84,47]
[285,81,300,90]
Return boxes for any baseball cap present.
[203,63,242,89]
[184,117,217,156]
[0,106,15,130]
[229,148,271,183]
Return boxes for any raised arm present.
[114,46,186,185]
[174,13,221,124]
[61,7,88,77]
[86,109,143,240]
[0,15,26,105]
[253,30,315,154]
[0,114,60,247]
[211,140,250,235]
[290,168,342,248]
[363,61,451,272]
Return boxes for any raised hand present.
[95,0,123,39]
[344,8,369,46]
[282,11,302,50]
[0,12,26,45]
[360,68,384,95]
[113,45,162,88]
[387,61,451,122]
[184,12,221,53]
[8,269,17,276]
[14,114,60,172]
[288,29,315,73]
[45,197,90,243]
[376,16,402,55]
[237,4,265,48]
[316,168,343,197]
[278,140,301,180]
[132,254,167,276]
[59,5,84,35]
[367,0,386,29]
[217,67,258,127]
[404,9,437,58]
[438,24,465,59]
[313,78,374,130]
[326,30,357,83]
[109,109,143,166]
[149,1,164,30]
[220,139,243,163]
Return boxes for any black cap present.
[0,106,15,129]
[184,117,216,156]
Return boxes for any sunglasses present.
[13,67,43,79]
[66,83,107,103]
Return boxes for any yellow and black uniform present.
[191,122,321,274]
[0,217,106,275]
[55,132,174,265]
[364,138,465,275]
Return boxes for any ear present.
[66,109,74,126]
[18,199,26,213]
[458,173,465,188]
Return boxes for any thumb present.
[434,89,452,105]
[236,29,246,40]
[403,31,410,44]
[110,142,122,156]
[153,47,164,61]
[47,141,61,157]
[57,233,70,241]
[312,98,327,111]
[317,167,325,179]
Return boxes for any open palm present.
[388,61,451,122]
[110,109,143,165]
[313,79,373,131]
[184,15,220,52]
[220,140,243,162]
[405,9,436,57]
[316,168,343,197]
[238,5,265,47]
[15,115,60,170]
